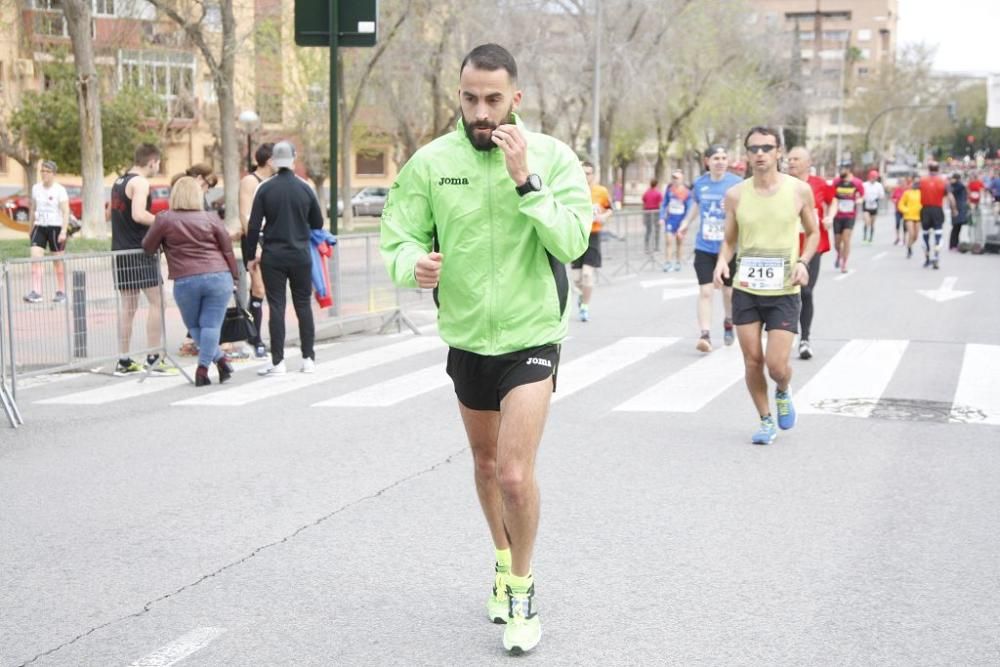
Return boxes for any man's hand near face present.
[491,124,529,187]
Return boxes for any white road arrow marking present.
[917,276,974,303]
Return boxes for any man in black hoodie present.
[245,141,324,376]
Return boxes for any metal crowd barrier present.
[0,236,428,427]
[598,209,672,277]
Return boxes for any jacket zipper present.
[486,151,496,352]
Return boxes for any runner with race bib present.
[713,126,819,445]
[831,169,863,273]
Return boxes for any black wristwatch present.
[515,174,542,197]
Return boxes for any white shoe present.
[301,358,315,373]
[258,360,287,376]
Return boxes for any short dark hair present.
[460,43,518,82]
[186,163,218,187]
[649,179,658,188]
[928,162,940,173]
[134,143,160,167]
[581,161,594,170]
[254,142,274,169]
[743,126,782,149]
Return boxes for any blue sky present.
[897,0,995,74]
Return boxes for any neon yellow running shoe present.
[487,563,508,624]
[502,583,541,655]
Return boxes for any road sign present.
[295,0,377,47]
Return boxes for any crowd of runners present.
[14,39,999,658]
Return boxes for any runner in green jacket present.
[380,43,590,655]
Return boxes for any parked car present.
[351,186,388,217]
[2,184,83,223]
[150,185,171,214]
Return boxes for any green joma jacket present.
[380,116,591,356]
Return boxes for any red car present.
[3,183,170,223]
[2,184,83,222]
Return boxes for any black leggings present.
[949,222,965,249]
[799,253,822,341]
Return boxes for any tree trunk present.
[62,0,105,238]
[218,0,240,235]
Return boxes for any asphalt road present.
[2,220,999,666]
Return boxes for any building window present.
[355,150,385,176]
[204,2,222,32]
[34,11,69,38]
[92,0,114,16]
[118,49,196,119]
[799,31,814,41]
[857,28,872,41]
[822,30,850,42]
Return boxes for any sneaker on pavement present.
[254,344,268,359]
[923,255,931,268]
[258,360,287,376]
[301,357,315,373]
[53,291,67,303]
[673,262,682,272]
[932,258,940,270]
[662,262,671,272]
[798,339,813,360]
[834,254,840,269]
[503,584,541,655]
[751,416,778,445]
[113,359,144,376]
[579,305,589,322]
[146,358,179,375]
[775,388,796,430]
[487,564,509,624]
[23,291,42,304]
[906,247,913,259]
[723,320,734,346]
[696,335,712,353]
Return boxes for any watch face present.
[528,174,542,191]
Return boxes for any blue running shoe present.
[751,416,777,445]
[775,388,796,430]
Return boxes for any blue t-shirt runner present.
[693,171,743,255]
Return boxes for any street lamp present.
[238,110,260,173]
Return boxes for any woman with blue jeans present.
[142,177,239,386]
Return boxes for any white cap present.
[272,141,296,169]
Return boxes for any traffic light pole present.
[329,0,338,235]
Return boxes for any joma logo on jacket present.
[438,177,470,186]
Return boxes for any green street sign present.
[295,0,377,47]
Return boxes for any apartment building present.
[751,0,899,165]
[0,0,395,193]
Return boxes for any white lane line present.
[833,270,854,281]
[614,345,745,412]
[36,350,302,405]
[313,363,449,407]
[174,336,445,406]
[554,337,679,404]
[640,277,698,289]
[127,627,226,667]
[873,251,888,260]
[662,287,701,301]
[797,339,908,417]
[951,344,1000,425]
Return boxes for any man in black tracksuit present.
[245,141,324,375]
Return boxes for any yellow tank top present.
[734,175,800,296]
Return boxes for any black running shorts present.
[920,206,944,231]
[446,344,560,411]
[833,217,856,234]
[30,226,65,252]
[694,249,735,287]
[732,290,801,333]
[114,252,162,291]
[571,232,601,269]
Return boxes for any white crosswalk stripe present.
[173,336,445,407]
[951,344,1000,425]
[34,350,302,406]
[614,345,744,413]
[24,334,1000,426]
[553,337,679,403]
[313,363,449,408]
[796,339,909,417]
